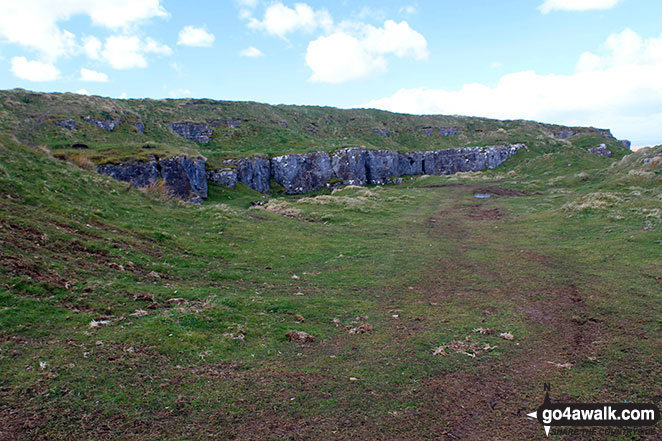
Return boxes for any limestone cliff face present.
[99,143,525,202]
[97,156,207,203]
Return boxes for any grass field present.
[1,128,660,440]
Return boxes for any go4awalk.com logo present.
[526,385,660,437]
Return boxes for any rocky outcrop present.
[134,123,145,134]
[419,127,460,137]
[271,152,334,194]
[233,156,271,193]
[54,119,77,130]
[209,118,241,129]
[169,122,213,143]
[97,159,160,188]
[398,152,424,176]
[556,128,613,139]
[207,168,237,189]
[96,144,524,201]
[619,139,631,149]
[372,128,389,136]
[159,156,208,202]
[365,150,400,184]
[332,148,367,185]
[98,156,207,202]
[84,116,120,131]
[588,144,612,157]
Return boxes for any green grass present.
[0,89,629,168]
[0,117,659,439]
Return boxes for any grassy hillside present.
[0,89,628,169]
[0,117,659,440]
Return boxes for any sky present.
[0,0,661,145]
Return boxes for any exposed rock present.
[207,168,237,189]
[209,118,241,129]
[271,152,334,194]
[169,122,213,143]
[364,150,400,184]
[159,156,208,201]
[439,127,461,136]
[134,123,145,134]
[332,148,367,185]
[555,128,580,139]
[398,152,424,176]
[419,127,435,136]
[54,119,77,130]
[97,159,160,188]
[619,139,631,149]
[423,144,524,175]
[286,330,315,343]
[84,116,120,131]
[588,144,612,157]
[232,156,271,193]
[372,128,388,136]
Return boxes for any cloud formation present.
[247,2,333,38]
[306,20,428,83]
[0,0,168,61]
[177,26,216,47]
[79,68,108,82]
[84,35,172,70]
[239,46,264,57]
[10,57,60,81]
[364,29,662,144]
[539,0,620,14]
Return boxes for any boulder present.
[54,119,77,130]
[84,116,120,131]
[271,152,334,194]
[169,122,213,143]
[233,156,272,193]
[97,159,160,188]
[619,139,631,150]
[439,127,461,136]
[588,144,612,157]
[365,150,400,184]
[332,148,367,185]
[159,156,208,201]
[134,123,145,134]
[207,169,237,189]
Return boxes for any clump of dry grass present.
[433,337,498,358]
[251,199,302,218]
[563,192,624,212]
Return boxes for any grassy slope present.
[0,89,627,168]
[1,127,660,440]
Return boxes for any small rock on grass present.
[286,331,315,343]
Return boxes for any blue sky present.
[1,0,661,145]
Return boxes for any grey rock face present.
[134,123,145,134]
[373,128,389,136]
[233,156,272,193]
[207,169,237,189]
[209,119,241,129]
[54,119,77,130]
[332,148,367,185]
[97,159,160,188]
[159,156,208,201]
[419,127,435,136]
[169,122,213,143]
[398,152,424,176]
[365,150,400,184]
[271,152,334,194]
[619,139,631,149]
[423,144,523,175]
[439,127,461,136]
[588,144,612,157]
[555,128,580,139]
[84,116,120,131]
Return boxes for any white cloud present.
[177,26,215,47]
[117,92,128,99]
[399,5,418,15]
[490,61,503,69]
[82,36,103,60]
[247,2,333,38]
[239,46,264,57]
[169,88,192,98]
[0,1,168,61]
[10,57,60,81]
[306,20,428,83]
[539,0,620,14]
[100,35,171,69]
[363,29,662,145]
[76,88,90,95]
[79,68,108,82]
